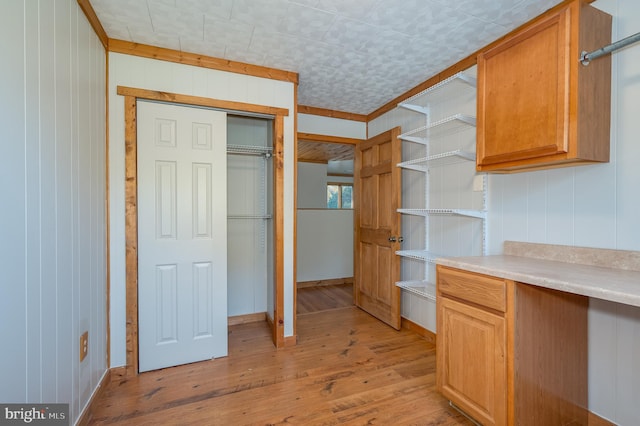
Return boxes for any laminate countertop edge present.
[435,255,640,308]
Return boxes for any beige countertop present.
[436,241,640,308]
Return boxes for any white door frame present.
[119,86,289,376]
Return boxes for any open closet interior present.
[227,115,274,323]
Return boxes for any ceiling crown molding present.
[108,39,299,85]
[77,0,108,49]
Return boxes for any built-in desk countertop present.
[436,241,640,308]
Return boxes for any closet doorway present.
[120,86,288,376]
[227,115,275,328]
[295,134,361,318]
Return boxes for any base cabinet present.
[436,265,588,426]
[438,297,507,425]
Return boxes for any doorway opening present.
[295,134,361,318]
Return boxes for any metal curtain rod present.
[580,31,640,65]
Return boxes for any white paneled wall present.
[109,53,296,365]
[296,161,355,283]
[371,1,640,422]
[0,1,107,423]
[297,162,328,209]
[297,210,354,282]
[298,113,366,139]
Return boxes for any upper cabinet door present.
[476,0,612,173]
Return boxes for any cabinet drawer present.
[437,266,506,312]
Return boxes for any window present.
[327,183,353,209]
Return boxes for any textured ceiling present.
[90,0,563,115]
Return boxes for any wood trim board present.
[104,43,111,371]
[293,84,299,346]
[298,105,367,122]
[76,369,112,425]
[228,312,267,326]
[76,0,108,49]
[297,277,353,289]
[272,114,286,348]
[297,132,362,145]
[123,95,139,377]
[400,317,436,345]
[588,412,617,426]
[109,39,298,85]
[117,86,289,117]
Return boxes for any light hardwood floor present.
[89,304,471,425]
[297,283,354,314]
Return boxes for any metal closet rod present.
[227,150,272,158]
[580,31,640,65]
[226,144,273,158]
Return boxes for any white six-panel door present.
[137,100,227,372]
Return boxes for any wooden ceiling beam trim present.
[77,0,109,49]
[366,0,595,121]
[298,132,362,145]
[367,56,475,121]
[298,159,329,164]
[298,105,367,122]
[109,39,299,85]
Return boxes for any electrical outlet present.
[80,331,88,362]
[473,175,485,192]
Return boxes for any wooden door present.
[437,297,507,426]
[137,101,228,372]
[354,128,402,329]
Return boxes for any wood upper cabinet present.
[436,265,589,426]
[476,0,612,173]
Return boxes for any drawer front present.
[437,266,506,312]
